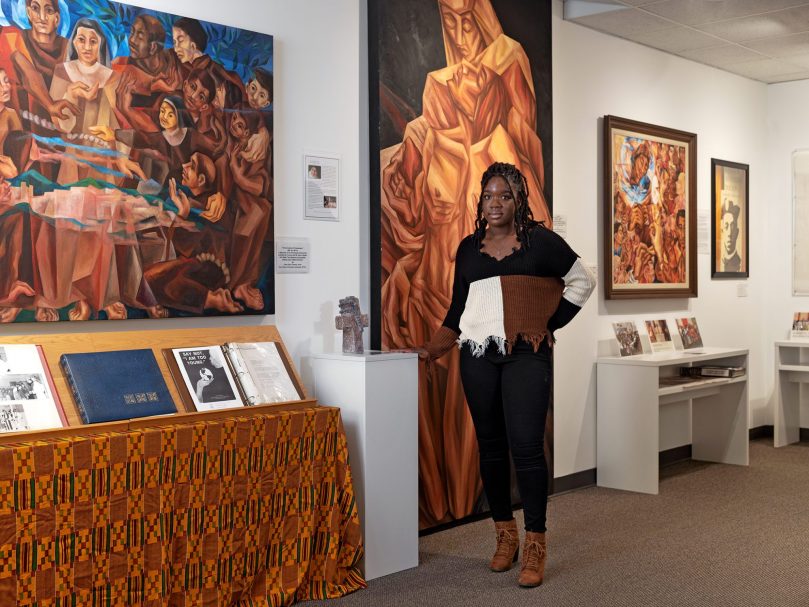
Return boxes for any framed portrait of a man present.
[604,116,697,299]
[711,159,749,279]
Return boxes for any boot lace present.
[495,528,516,558]
[522,538,546,570]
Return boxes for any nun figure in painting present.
[92,95,202,188]
[49,18,119,182]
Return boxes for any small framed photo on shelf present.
[644,319,674,353]
[612,321,643,357]
[791,312,809,340]
[675,317,703,350]
[603,115,697,299]
[711,159,749,279]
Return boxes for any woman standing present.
[419,162,595,587]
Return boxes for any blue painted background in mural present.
[0,0,273,78]
[0,0,274,323]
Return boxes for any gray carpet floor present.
[305,439,809,606]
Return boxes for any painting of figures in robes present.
[0,0,274,322]
[369,0,552,529]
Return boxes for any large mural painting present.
[0,0,274,322]
[370,0,553,528]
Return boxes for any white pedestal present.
[311,351,418,580]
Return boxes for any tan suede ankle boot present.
[489,519,519,572]
[518,530,546,587]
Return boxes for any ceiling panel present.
[678,44,767,66]
[640,0,809,26]
[563,0,809,82]
[631,25,725,52]
[699,5,809,42]
[743,32,809,56]
[573,7,673,37]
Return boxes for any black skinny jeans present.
[459,339,551,532]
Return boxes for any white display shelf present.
[597,347,749,494]
[774,341,809,447]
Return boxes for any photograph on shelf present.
[0,344,66,431]
[791,312,809,340]
[604,116,697,299]
[172,346,244,411]
[612,321,643,356]
[0,1,274,323]
[644,319,674,353]
[711,159,749,278]
[223,342,301,404]
[675,317,703,350]
[793,151,809,294]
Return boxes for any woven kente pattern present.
[0,406,366,606]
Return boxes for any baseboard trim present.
[552,468,596,494]
[749,425,773,440]
[659,444,692,467]
[421,426,804,534]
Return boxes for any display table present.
[597,347,749,494]
[0,405,365,605]
[311,351,418,581]
[774,340,809,447]
[0,326,366,605]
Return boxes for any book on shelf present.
[0,344,67,432]
[680,366,746,379]
[658,375,702,387]
[60,349,177,424]
[223,342,302,405]
[167,346,244,412]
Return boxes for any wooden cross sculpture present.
[335,296,368,354]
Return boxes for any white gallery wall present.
[765,80,809,428]
[2,0,367,384]
[551,0,770,478]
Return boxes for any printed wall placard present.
[0,0,274,322]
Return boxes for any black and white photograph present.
[0,403,29,432]
[172,346,244,411]
[0,374,48,401]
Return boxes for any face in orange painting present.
[439,1,485,61]
[437,0,503,66]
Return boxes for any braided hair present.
[473,162,541,251]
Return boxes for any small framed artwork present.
[711,159,749,278]
[612,321,643,356]
[644,319,674,353]
[675,317,704,350]
[604,116,697,299]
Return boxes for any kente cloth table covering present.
[0,406,366,606]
